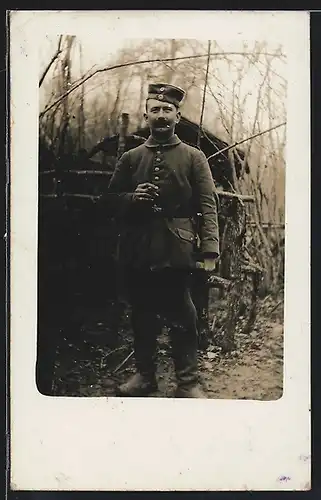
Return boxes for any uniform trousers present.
[125,268,199,385]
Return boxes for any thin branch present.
[113,350,134,374]
[197,40,211,148]
[39,35,63,88]
[269,300,283,315]
[39,51,286,118]
[242,55,272,175]
[206,122,286,161]
[201,128,222,153]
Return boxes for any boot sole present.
[115,384,158,397]
[175,387,207,398]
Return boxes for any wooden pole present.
[117,113,129,160]
[216,190,255,202]
[40,187,255,203]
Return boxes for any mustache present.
[153,120,171,127]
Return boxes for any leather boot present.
[175,384,207,398]
[170,323,207,399]
[116,309,159,397]
[116,373,157,397]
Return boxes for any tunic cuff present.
[201,241,220,257]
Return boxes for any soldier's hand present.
[133,183,159,202]
[204,258,217,272]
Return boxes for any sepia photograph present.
[37,34,286,400]
[10,10,310,491]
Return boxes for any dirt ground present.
[52,293,284,401]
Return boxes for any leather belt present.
[151,205,195,219]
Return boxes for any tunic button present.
[154,167,160,172]
[154,176,160,181]
[156,157,161,162]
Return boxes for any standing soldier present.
[108,83,220,397]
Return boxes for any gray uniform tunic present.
[108,134,220,270]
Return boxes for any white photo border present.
[10,10,310,491]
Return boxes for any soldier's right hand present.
[133,183,159,202]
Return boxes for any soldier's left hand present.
[204,258,217,272]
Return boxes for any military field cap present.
[147,83,186,107]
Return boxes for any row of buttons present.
[153,149,162,181]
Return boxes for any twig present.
[201,127,222,154]
[261,293,272,305]
[269,300,283,315]
[39,170,56,175]
[113,350,134,374]
[211,316,216,333]
[206,122,286,161]
[104,346,126,360]
[243,57,272,168]
[197,40,211,148]
[40,193,58,198]
[39,35,63,88]
[100,346,126,368]
[253,219,273,257]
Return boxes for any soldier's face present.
[144,99,180,134]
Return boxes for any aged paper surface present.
[10,10,310,491]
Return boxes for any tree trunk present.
[59,35,75,157]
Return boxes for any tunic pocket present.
[175,227,195,243]
[163,218,197,269]
[167,218,196,243]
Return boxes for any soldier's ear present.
[143,112,148,123]
[175,110,181,123]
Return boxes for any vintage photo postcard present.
[9,10,310,491]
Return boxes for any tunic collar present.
[144,134,181,148]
